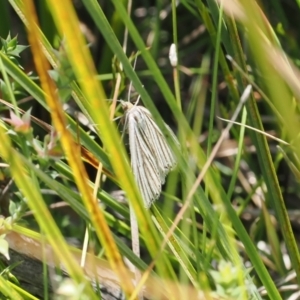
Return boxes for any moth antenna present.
[127,54,139,103]
[134,95,141,107]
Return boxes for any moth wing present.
[136,108,178,182]
[127,113,162,208]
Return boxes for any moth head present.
[120,100,134,112]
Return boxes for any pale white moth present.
[121,100,179,208]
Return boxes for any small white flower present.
[169,43,178,67]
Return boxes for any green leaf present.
[0,238,9,260]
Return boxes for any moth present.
[121,101,179,208]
